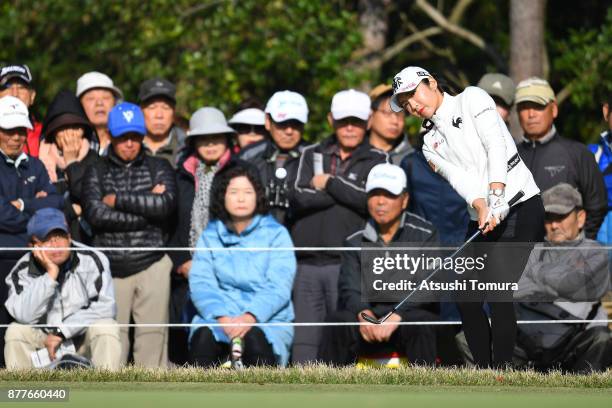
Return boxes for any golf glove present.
[487,192,509,222]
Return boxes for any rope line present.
[3,320,611,328]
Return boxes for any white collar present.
[431,92,456,124]
[0,149,28,168]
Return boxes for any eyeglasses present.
[32,232,70,246]
[374,109,405,118]
[233,124,267,135]
[271,119,304,131]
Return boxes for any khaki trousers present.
[4,319,121,370]
[113,254,171,368]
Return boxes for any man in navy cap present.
[0,64,42,157]
[4,208,121,370]
[82,102,177,368]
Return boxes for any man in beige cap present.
[516,77,607,240]
[477,73,515,123]
[76,72,123,155]
[367,84,413,165]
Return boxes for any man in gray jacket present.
[4,208,121,370]
[514,183,611,372]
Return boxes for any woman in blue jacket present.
[188,162,296,367]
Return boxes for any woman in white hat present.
[167,107,236,363]
[228,99,268,151]
[389,66,544,369]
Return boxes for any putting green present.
[1,383,610,408]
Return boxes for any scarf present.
[189,160,219,249]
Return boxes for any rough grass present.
[1,364,610,389]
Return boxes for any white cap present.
[390,66,431,112]
[265,91,309,124]
[330,89,371,121]
[76,71,123,99]
[0,96,32,130]
[228,108,265,126]
[366,163,407,195]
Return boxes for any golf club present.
[361,190,525,325]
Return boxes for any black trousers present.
[458,195,545,368]
[318,308,438,366]
[189,327,276,367]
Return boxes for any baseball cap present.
[369,84,393,102]
[76,71,123,99]
[0,96,33,130]
[0,64,33,87]
[477,73,516,107]
[390,66,432,112]
[542,183,583,215]
[265,91,309,124]
[187,107,236,138]
[27,208,69,241]
[108,102,146,137]
[228,108,265,126]
[366,163,407,196]
[138,78,176,104]
[330,89,371,121]
[515,77,555,106]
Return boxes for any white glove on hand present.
[487,193,509,223]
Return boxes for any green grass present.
[1,365,610,388]
[0,382,610,408]
[0,366,610,408]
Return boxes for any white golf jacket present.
[422,86,540,220]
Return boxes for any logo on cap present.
[416,71,429,77]
[122,110,134,123]
[392,77,403,92]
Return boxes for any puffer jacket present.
[189,214,296,366]
[5,241,116,339]
[82,148,177,277]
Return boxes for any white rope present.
[2,320,611,328]
[2,246,611,251]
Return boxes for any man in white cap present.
[290,89,387,363]
[0,95,63,367]
[319,163,439,366]
[76,71,123,155]
[515,77,607,240]
[239,90,310,225]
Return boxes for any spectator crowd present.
[0,63,609,371]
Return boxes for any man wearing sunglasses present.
[290,89,387,364]
[239,90,310,225]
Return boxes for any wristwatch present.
[44,327,66,339]
[489,188,505,197]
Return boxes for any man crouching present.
[318,163,440,366]
[4,208,121,370]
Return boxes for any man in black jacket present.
[318,163,439,365]
[290,89,387,363]
[239,90,309,226]
[83,102,177,368]
[515,77,607,239]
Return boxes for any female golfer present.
[389,66,544,368]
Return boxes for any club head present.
[360,312,381,324]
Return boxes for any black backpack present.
[515,302,596,367]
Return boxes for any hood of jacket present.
[42,90,93,142]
